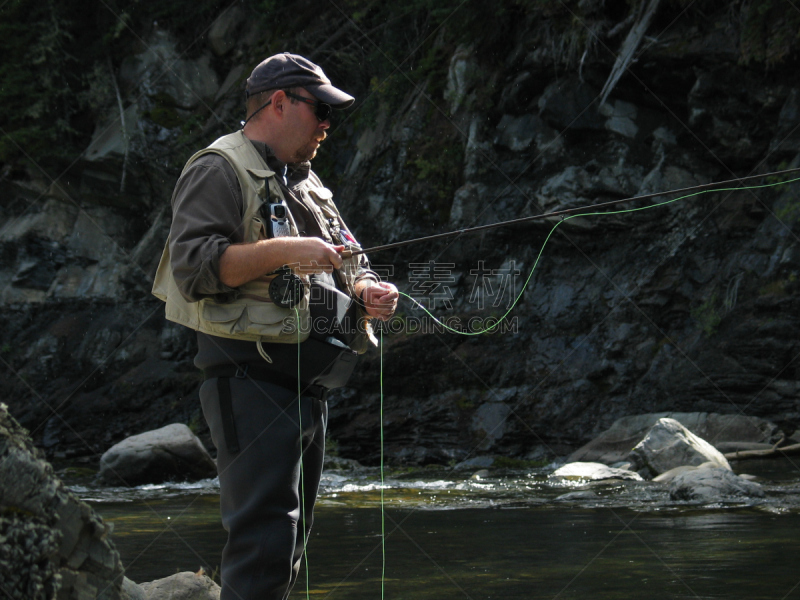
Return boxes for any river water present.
[69,457,800,599]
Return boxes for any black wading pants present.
[200,376,327,600]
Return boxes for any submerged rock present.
[669,467,765,501]
[554,491,599,502]
[628,418,731,478]
[140,571,221,600]
[550,461,643,481]
[98,423,216,486]
[653,463,706,484]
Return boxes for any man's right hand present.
[219,237,345,288]
[285,238,345,275]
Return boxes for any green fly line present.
[397,176,800,333]
[293,174,800,597]
[374,173,800,596]
[380,327,386,599]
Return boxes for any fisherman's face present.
[286,88,330,163]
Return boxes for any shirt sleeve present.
[168,154,243,303]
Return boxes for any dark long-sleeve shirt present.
[167,137,375,374]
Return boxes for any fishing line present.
[380,327,386,600]
[373,173,800,595]
[344,167,800,259]
[295,307,311,600]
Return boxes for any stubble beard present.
[291,133,326,163]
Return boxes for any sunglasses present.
[283,90,332,122]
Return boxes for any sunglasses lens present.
[315,103,332,122]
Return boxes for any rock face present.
[3,4,800,467]
[0,404,124,599]
[669,467,765,501]
[140,572,221,600]
[99,423,217,486]
[567,412,781,465]
[628,418,731,478]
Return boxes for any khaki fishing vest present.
[152,130,365,345]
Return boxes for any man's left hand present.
[360,281,399,321]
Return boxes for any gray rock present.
[471,401,512,450]
[140,572,221,600]
[99,423,217,486]
[121,577,148,600]
[444,44,479,114]
[449,182,489,227]
[84,104,141,162]
[454,456,495,470]
[0,403,124,600]
[599,99,639,138]
[550,461,643,481]
[771,88,800,153]
[207,7,245,56]
[494,114,540,151]
[628,418,731,478]
[568,412,781,465]
[0,198,78,244]
[538,76,604,131]
[323,455,363,471]
[669,467,765,501]
[119,30,219,110]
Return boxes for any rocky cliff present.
[1,1,799,465]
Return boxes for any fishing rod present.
[341,166,800,258]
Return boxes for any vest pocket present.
[202,302,248,335]
[202,300,306,339]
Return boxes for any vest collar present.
[247,138,311,187]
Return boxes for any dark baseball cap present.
[245,53,355,108]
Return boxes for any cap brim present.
[307,83,355,109]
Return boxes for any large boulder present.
[669,467,765,501]
[0,404,124,599]
[568,412,781,464]
[140,571,221,600]
[627,418,731,478]
[99,423,216,486]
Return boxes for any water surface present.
[73,458,800,599]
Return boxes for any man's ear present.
[271,90,286,117]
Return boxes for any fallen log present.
[724,442,800,461]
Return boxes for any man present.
[152,52,398,600]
